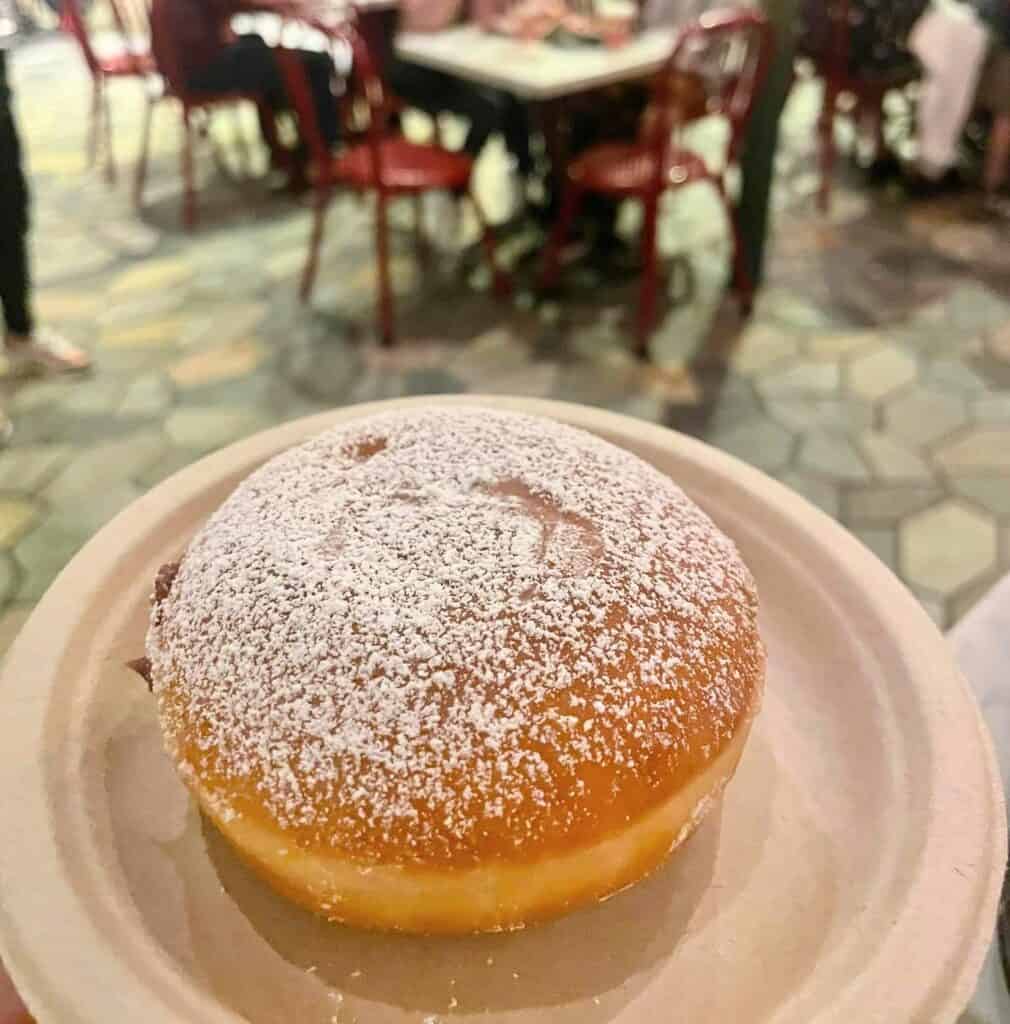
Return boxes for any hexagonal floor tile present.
[797,433,870,482]
[0,499,40,550]
[776,470,840,519]
[108,258,193,297]
[0,444,74,493]
[164,406,278,452]
[14,516,90,604]
[44,431,167,503]
[935,426,1010,473]
[951,477,1010,518]
[853,526,898,572]
[755,359,841,398]
[764,395,873,434]
[883,389,969,447]
[169,338,267,389]
[847,345,918,401]
[900,500,998,595]
[845,485,944,524]
[728,324,799,375]
[711,418,794,474]
[806,331,881,362]
[858,432,933,483]
[118,373,176,420]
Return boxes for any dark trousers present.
[738,0,801,286]
[388,58,533,175]
[0,51,32,336]
[190,36,340,148]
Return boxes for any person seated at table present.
[799,0,928,76]
[388,0,535,184]
[150,0,341,184]
[799,0,927,174]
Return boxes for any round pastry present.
[146,407,764,934]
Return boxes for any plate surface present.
[0,396,1004,1024]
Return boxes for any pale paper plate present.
[0,397,1003,1024]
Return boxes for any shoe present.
[5,328,92,375]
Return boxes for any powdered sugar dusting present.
[147,408,762,866]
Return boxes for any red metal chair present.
[277,20,508,347]
[541,8,772,354]
[803,0,921,213]
[140,1,281,229]
[61,0,155,184]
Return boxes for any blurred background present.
[1,0,1009,647]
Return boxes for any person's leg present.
[445,83,501,158]
[0,50,87,373]
[192,37,338,172]
[497,90,534,177]
[298,50,339,148]
[737,0,800,288]
[190,35,284,155]
[0,50,33,339]
[386,59,456,119]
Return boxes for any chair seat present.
[332,138,474,194]
[568,142,712,196]
[98,51,155,77]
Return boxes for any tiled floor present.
[4,30,1010,643]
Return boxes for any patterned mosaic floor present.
[2,30,1010,650]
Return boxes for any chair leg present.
[102,81,116,186]
[468,188,511,299]
[87,78,102,169]
[300,189,331,303]
[817,83,838,215]
[636,194,660,356]
[181,107,197,230]
[375,192,395,347]
[540,184,583,291]
[133,92,155,210]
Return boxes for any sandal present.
[5,328,92,375]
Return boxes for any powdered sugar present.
[147,408,761,865]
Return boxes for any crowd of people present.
[3,0,1010,436]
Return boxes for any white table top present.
[950,577,1010,1023]
[395,25,678,101]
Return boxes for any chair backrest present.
[61,0,100,74]
[148,0,190,96]
[277,14,391,189]
[108,0,151,57]
[648,7,772,169]
[62,0,150,76]
[798,0,849,73]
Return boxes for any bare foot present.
[5,328,92,374]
